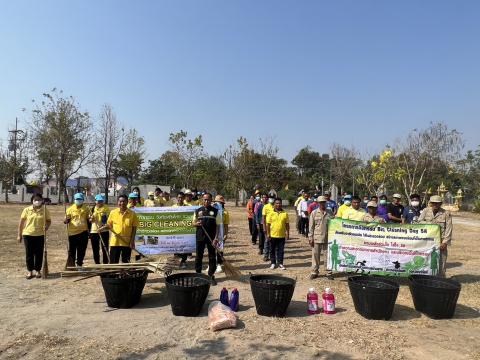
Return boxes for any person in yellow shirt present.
[89,194,111,264]
[144,191,156,207]
[127,192,143,208]
[154,187,165,206]
[336,194,352,218]
[162,192,174,206]
[183,189,195,205]
[342,196,366,221]
[103,194,139,263]
[17,193,52,279]
[266,198,290,270]
[64,193,90,267]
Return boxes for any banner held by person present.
[327,218,441,276]
[134,206,199,255]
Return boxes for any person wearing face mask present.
[89,194,111,264]
[402,194,423,224]
[387,193,404,223]
[336,194,352,218]
[266,198,290,270]
[361,195,370,210]
[18,194,52,279]
[64,193,90,267]
[212,195,229,274]
[144,191,156,207]
[254,193,268,259]
[377,195,389,222]
[343,196,366,221]
[127,192,142,208]
[131,187,144,206]
[418,195,452,277]
[246,192,258,244]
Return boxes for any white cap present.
[325,287,332,294]
[308,287,315,292]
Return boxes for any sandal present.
[36,273,42,279]
[25,273,34,280]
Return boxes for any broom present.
[200,224,241,279]
[64,203,75,269]
[41,204,49,279]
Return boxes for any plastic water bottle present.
[322,287,336,314]
[229,288,239,311]
[307,288,320,314]
[220,288,229,306]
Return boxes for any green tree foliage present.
[113,129,145,186]
[168,131,204,188]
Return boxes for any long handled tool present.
[64,203,75,269]
[100,226,147,259]
[200,224,241,279]
[41,204,49,279]
[91,209,110,263]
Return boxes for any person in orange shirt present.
[247,191,260,245]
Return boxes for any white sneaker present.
[279,264,286,270]
[270,264,275,270]
[215,265,223,273]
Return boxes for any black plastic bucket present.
[408,275,461,319]
[250,274,296,317]
[100,270,148,308]
[348,276,399,320]
[165,273,211,316]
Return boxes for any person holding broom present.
[103,194,139,263]
[17,193,51,279]
[64,193,90,267]
[193,192,222,285]
[89,194,111,264]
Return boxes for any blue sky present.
[1,0,479,164]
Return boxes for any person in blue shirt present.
[402,193,423,224]
[324,191,338,216]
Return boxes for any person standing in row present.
[343,196,366,221]
[64,193,90,267]
[162,192,174,206]
[418,195,452,277]
[154,188,164,206]
[377,195,389,222]
[387,193,404,223]
[294,190,305,234]
[254,193,268,259]
[336,194,352,218]
[89,194,111,264]
[127,192,142,208]
[144,191,156,207]
[184,189,196,206]
[213,195,229,274]
[363,201,386,223]
[402,193,423,224]
[172,192,189,268]
[131,187,144,206]
[262,193,275,259]
[297,192,310,236]
[18,194,51,279]
[308,196,331,279]
[266,198,289,270]
[324,191,338,216]
[104,194,139,263]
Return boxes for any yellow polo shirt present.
[144,198,156,207]
[266,210,289,238]
[294,196,304,207]
[163,199,174,206]
[90,205,111,234]
[336,203,351,218]
[262,203,274,218]
[21,205,51,236]
[183,200,194,206]
[343,207,366,221]
[66,204,90,236]
[154,196,165,206]
[223,210,230,225]
[107,208,139,247]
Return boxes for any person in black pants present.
[194,193,221,285]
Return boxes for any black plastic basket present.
[408,275,461,319]
[165,273,211,316]
[250,274,296,317]
[100,270,148,308]
[348,276,399,320]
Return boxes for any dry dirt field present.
[0,203,479,360]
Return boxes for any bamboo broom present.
[41,204,49,279]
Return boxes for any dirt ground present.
[0,203,479,360]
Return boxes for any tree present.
[142,151,180,186]
[330,144,361,194]
[113,129,146,186]
[356,148,395,195]
[193,156,228,192]
[292,146,330,189]
[92,104,125,203]
[393,122,464,199]
[30,89,94,203]
[168,131,204,188]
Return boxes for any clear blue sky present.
[1,0,479,163]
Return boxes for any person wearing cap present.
[307,194,320,215]
[64,193,90,266]
[297,192,310,237]
[363,201,386,223]
[336,194,352,218]
[127,192,141,208]
[308,196,332,279]
[89,194,111,264]
[402,194,423,224]
[343,196,366,221]
[254,193,269,260]
[103,194,139,263]
[193,193,222,285]
[387,193,404,223]
[212,194,229,273]
[131,186,144,206]
[184,189,195,206]
[377,194,389,222]
[418,195,452,277]
[154,188,164,206]
[143,191,156,207]
[324,191,338,216]
[17,193,52,279]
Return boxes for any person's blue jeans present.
[270,237,285,265]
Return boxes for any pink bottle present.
[307,288,320,314]
[322,287,336,314]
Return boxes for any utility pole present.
[8,118,26,192]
